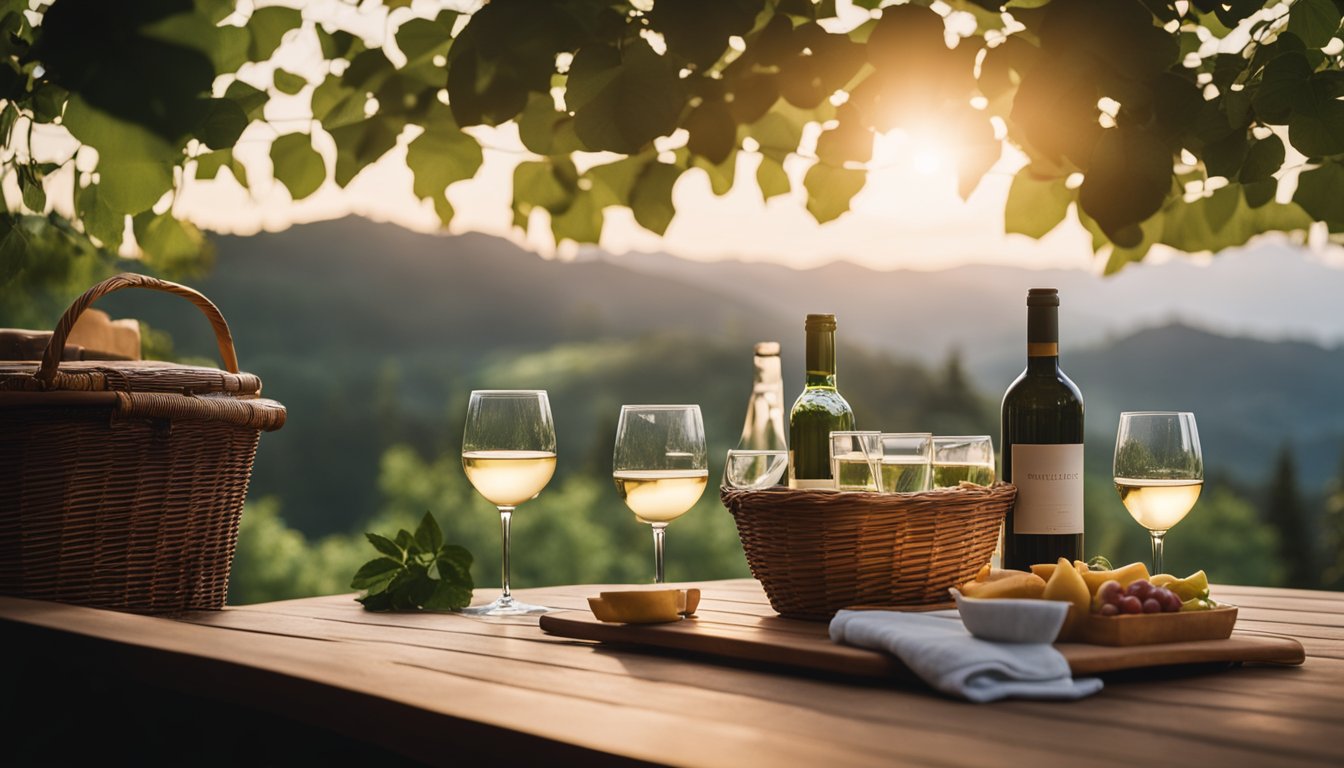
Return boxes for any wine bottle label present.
[1011,444,1084,534]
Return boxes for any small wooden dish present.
[1073,605,1238,646]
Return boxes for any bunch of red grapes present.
[1094,578,1182,615]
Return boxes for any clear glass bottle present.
[737,342,788,452]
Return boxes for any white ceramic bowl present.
[949,589,1069,644]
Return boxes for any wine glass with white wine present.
[1113,411,1203,575]
[612,405,708,583]
[461,390,557,616]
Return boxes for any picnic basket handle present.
[35,273,240,382]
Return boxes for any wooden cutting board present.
[539,605,1305,680]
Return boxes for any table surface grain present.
[2,579,1341,768]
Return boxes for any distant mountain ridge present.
[598,244,1344,383]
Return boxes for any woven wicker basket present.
[721,483,1016,620]
[0,274,285,614]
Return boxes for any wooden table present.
[2,580,1341,767]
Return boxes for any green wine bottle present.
[789,314,855,489]
[1001,288,1085,571]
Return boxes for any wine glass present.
[723,449,788,490]
[613,405,708,583]
[1113,411,1203,575]
[879,433,932,492]
[830,431,882,491]
[931,435,996,488]
[461,390,557,616]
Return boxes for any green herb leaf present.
[413,510,443,553]
[365,532,403,560]
[353,514,474,612]
[350,557,402,590]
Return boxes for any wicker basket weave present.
[721,483,1016,620]
[0,274,285,614]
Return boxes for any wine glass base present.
[462,595,552,617]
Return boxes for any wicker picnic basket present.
[0,273,285,614]
[720,483,1016,620]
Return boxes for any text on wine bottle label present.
[1011,443,1084,534]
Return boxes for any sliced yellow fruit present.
[1167,570,1210,602]
[590,589,699,624]
[1180,597,1216,612]
[1029,563,1057,581]
[960,572,1047,600]
[1150,573,1178,589]
[680,588,701,616]
[1080,561,1151,596]
[1042,557,1091,641]
[974,563,992,582]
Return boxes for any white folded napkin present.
[829,610,1104,702]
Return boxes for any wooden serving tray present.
[1073,606,1238,646]
[540,605,1304,680]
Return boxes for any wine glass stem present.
[1150,529,1166,575]
[498,506,515,602]
[651,523,668,584]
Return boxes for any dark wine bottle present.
[788,314,855,489]
[1001,289,1084,570]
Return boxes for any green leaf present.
[310,74,365,130]
[1004,167,1071,239]
[330,116,402,187]
[350,557,402,590]
[0,103,17,144]
[693,153,735,197]
[550,190,603,244]
[1243,178,1277,208]
[587,154,653,208]
[75,184,125,251]
[270,132,326,200]
[63,95,178,214]
[1158,184,1312,253]
[514,158,578,215]
[1239,135,1285,183]
[406,112,483,205]
[365,532,403,560]
[567,39,686,154]
[1293,161,1344,224]
[756,155,790,201]
[421,581,473,611]
[273,69,307,95]
[1287,0,1342,49]
[1078,127,1172,241]
[685,100,737,165]
[396,15,455,66]
[32,83,68,123]
[413,511,443,554]
[748,109,805,161]
[517,92,563,155]
[195,149,230,180]
[247,5,303,61]
[0,222,31,284]
[435,544,473,582]
[1252,52,1312,124]
[1287,96,1344,157]
[445,0,575,126]
[20,170,45,213]
[196,98,248,149]
[803,163,865,224]
[629,162,681,235]
[394,529,415,553]
[133,211,206,272]
[225,79,268,121]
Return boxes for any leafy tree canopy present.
[1,0,1342,281]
